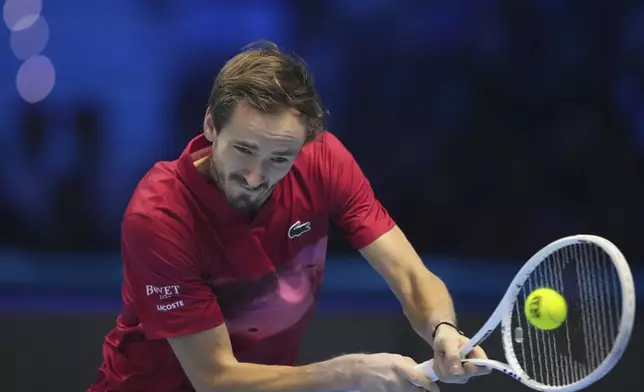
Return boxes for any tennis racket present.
[415,234,636,392]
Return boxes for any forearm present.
[399,269,457,346]
[202,356,356,392]
[359,226,458,346]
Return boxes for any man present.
[88,41,490,392]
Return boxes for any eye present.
[234,146,253,155]
[270,157,289,164]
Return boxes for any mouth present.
[235,179,266,193]
[241,185,263,192]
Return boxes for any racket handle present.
[415,360,439,381]
[414,341,477,383]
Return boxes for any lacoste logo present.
[288,220,311,239]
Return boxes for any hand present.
[431,326,491,384]
[348,353,439,392]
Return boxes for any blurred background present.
[1,1,643,391]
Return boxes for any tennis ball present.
[524,288,567,330]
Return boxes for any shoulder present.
[124,160,195,236]
[126,161,179,215]
[295,131,355,175]
[121,210,200,277]
[300,131,349,157]
[119,165,203,268]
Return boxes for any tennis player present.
[87,41,490,392]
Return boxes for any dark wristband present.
[431,321,464,340]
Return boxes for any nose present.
[242,165,265,188]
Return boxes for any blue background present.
[0,1,642,308]
[1,2,644,391]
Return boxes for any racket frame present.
[419,234,636,392]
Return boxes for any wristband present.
[431,321,464,340]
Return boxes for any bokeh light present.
[16,55,55,103]
[9,15,48,60]
[2,0,42,32]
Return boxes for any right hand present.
[348,353,439,392]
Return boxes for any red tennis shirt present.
[88,131,395,391]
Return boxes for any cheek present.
[215,150,241,173]
[266,163,294,182]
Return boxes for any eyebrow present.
[233,140,260,151]
[272,148,298,157]
[232,140,298,157]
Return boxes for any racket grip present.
[414,337,477,383]
[415,360,439,382]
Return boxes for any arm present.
[168,324,436,392]
[320,133,456,344]
[320,133,488,382]
[359,226,456,347]
[168,324,355,392]
[361,227,491,381]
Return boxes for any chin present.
[227,195,257,211]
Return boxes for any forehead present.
[222,102,307,148]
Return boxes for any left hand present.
[430,325,491,384]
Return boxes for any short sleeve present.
[122,213,224,339]
[320,133,396,249]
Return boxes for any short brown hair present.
[207,41,327,141]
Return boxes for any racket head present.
[497,235,635,392]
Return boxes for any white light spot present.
[11,13,39,31]
[16,55,55,103]
[10,15,48,60]
[3,0,42,32]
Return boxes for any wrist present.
[327,354,363,391]
[431,321,463,340]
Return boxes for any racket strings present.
[508,242,622,387]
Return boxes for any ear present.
[204,109,217,142]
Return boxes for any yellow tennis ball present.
[524,288,567,330]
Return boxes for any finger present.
[432,355,450,380]
[471,362,492,376]
[465,346,492,376]
[466,345,489,360]
[463,362,481,376]
[438,371,470,384]
[432,358,472,384]
[441,341,464,376]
